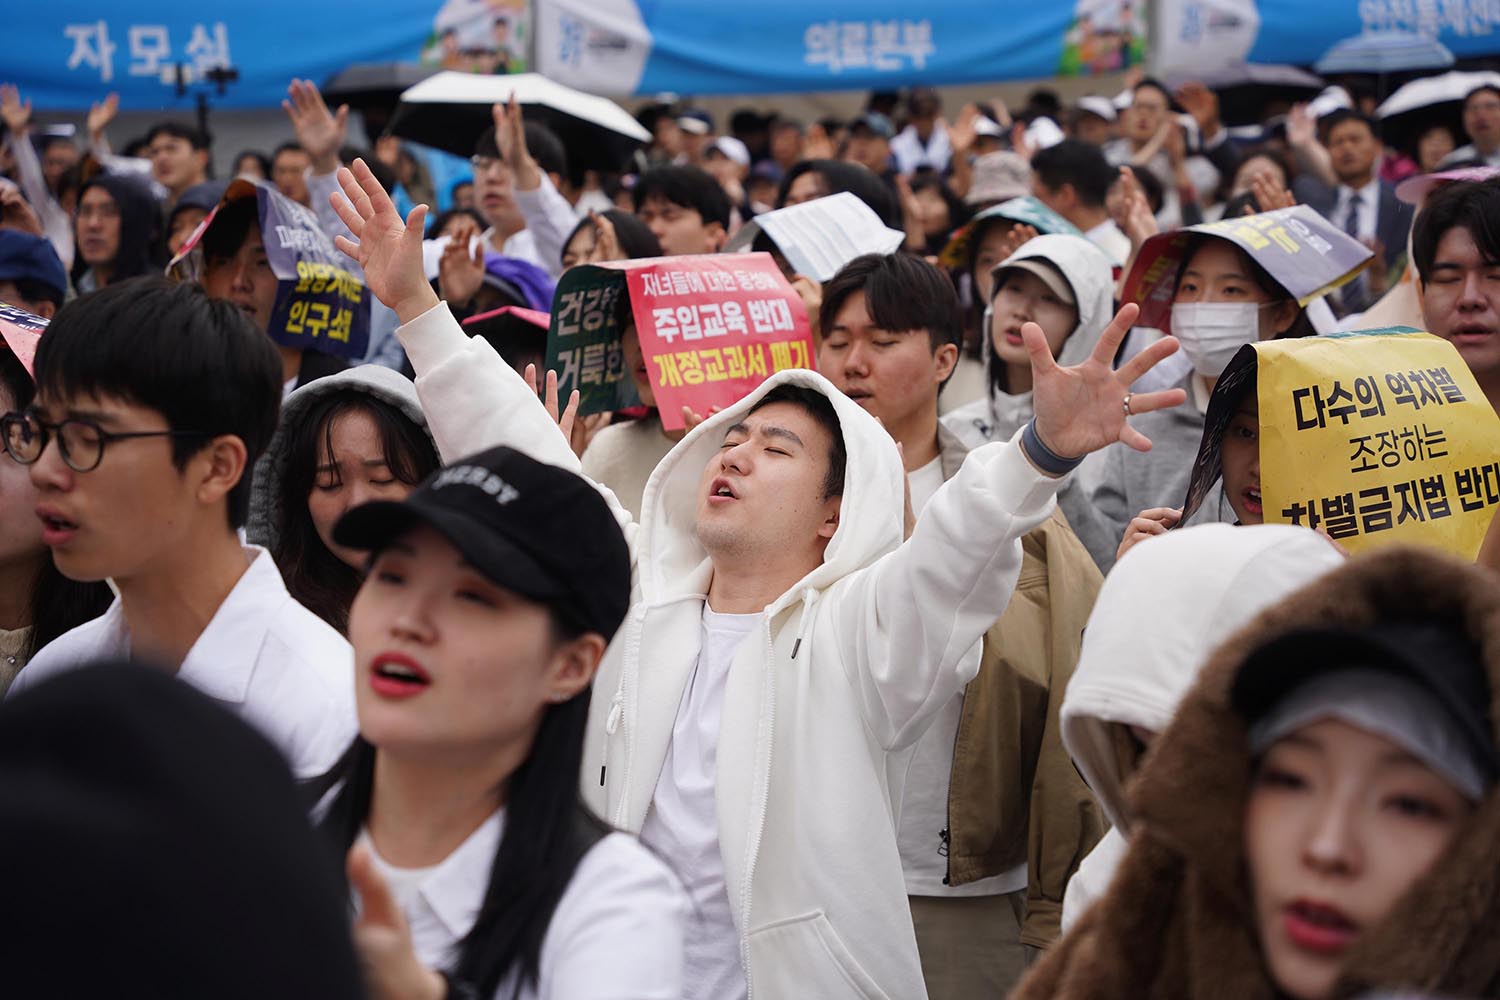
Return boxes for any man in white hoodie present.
[328,158,1187,999]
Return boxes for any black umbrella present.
[1167,64,1325,128]
[322,63,440,110]
[387,71,650,173]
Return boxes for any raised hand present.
[330,158,437,323]
[283,79,348,175]
[86,92,119,143]
[584,211,624,264]
[437,218,485,307]
[524,364,583,442]
[947,104,980,156]
[0,85,31,137]
[0,186,43,236]
[1113,167,1158,255]
[1025,301,1187,461]
[347,846,445,1000]
[1285,102,1316,150]
[1249,170,1296,213]
[1117,506,1182,561]
[995,222,1040,263]
[1174,82,1221,142]
[492,94,541,190]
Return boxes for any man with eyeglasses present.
[5,277,357,780]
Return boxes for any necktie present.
[1344,192,1362,238]
[1343,192,1366,311]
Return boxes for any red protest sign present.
[625,253,814,430]
[0,301,48,377]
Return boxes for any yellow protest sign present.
[1258,330,1500,558]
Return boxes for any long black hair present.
[0,350,112,661]
[313,607,609,998]
[272,392,440,634]
[775,158,901,227]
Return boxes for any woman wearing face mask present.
[1015,544,1500,1000]
[1071,228,1325,571]
[247,367,442,633]
[314,444,687,1000]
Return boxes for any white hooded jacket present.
[1057,524,1346,930]
[395,302,1064,999]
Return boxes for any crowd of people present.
[2,61,1500,1000]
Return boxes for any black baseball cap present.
[334,445,632,640]
[1230,621,1497,780]
[0,230,67,304]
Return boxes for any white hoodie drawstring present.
[599,684,623,786]
[790,588,816,659]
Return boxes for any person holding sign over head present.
[327,155,1187,1000]
[1074,206,1374,571]
[172,179,372,399]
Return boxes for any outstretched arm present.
[329,160,639,547]
[832,304,1184,748]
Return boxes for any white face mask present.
[1171,302,1265,378]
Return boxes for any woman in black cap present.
[1013,545,1500,1000]
[314,444,686,1000]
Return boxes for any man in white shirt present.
[891,89,953,176]
[5,277,356,780]
[331,157,1186,998]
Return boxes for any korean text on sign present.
[1257,332,1500,559]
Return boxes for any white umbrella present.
[1377,70,1500,154]
[388,71,651,170]
[1315,30,1455,75]
[1377,70,1500,119]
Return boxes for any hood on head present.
[634,368,905,612]
[1061,523,1346,831]
[246,365,435,551]
[983,234,1115,388]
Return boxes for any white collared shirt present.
[11,546,356,779]
[1335,177,1381,243]
[361,812,688,999]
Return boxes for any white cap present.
[1076,95,1118,122]
[706,135,751,168]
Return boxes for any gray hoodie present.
[246,365,438,552]
[942,234,1122,556]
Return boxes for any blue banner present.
[1158,0,1500,78]
[535,0,1145,96]
[8,2,531,111]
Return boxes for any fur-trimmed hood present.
[1015,545,1500,1000]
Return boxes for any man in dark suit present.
[1296,110,1414,316]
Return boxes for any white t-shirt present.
[361,811,688,1000]
[639,606,760,1000]
[896,458,1028,897]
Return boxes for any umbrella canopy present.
[322,63,440,109]
[1167,63,1325,127]
[1376,70,1500,156]
[388,71,650,172]
[1315,30,1455,76]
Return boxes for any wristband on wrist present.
[1021,417,1084,476]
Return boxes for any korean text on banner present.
[545,266,634,416]
[628,254,815,430]
[170,179,371,360]
[1258,329,1500,559]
